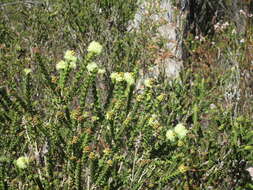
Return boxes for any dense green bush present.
[0,0,252,189]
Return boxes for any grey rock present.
[130,0,184,89]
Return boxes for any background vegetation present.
[0,0,252,189]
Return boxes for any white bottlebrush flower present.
[64,50,77,63]
[124,72,135,86]
[87,41,103,55]
[86,62,98,73]
[174,123,188,139]
[16,156,29,169]
[166,129,176,142]
[56,60,67,70]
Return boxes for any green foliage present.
[0,0,252,189]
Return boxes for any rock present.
[130,0,184,90]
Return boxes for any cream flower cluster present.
[24,68,32,75]
[86,62,106,74]
[110,72,135,86]
[16,156,30,169]
[64,50,77,63]
[56,41,103,71]
[87,41,103,55]
[86,62,98,72]
[86,41,105,74]
[56,50,77,70]
[166,123,188,142]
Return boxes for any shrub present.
[0,0,252,189]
